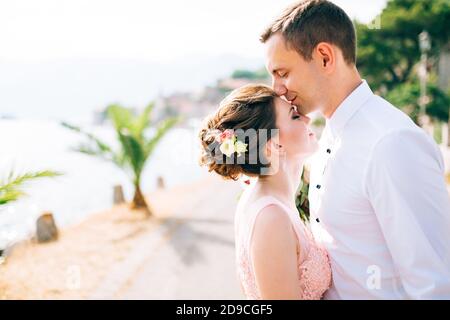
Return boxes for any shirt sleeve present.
[364,128,450,299]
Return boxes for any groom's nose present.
[272,79,287,97]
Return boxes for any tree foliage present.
[356,0,450,123]
[0,170,62,205]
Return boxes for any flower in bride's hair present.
[235,140,247,157]
[217,129,235,143]
[220,138,236,157]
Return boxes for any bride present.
[198,84,331,300]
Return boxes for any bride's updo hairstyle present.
[198,84,278,181]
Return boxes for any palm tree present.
[0,170,62,206]
[62,103,179,216]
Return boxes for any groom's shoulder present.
[350,94,441,161]
[354,94,420,141]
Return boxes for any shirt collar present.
[326,80,373,139]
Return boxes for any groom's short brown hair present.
[260,0,356,65]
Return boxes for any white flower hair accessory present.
[215,129,248,158]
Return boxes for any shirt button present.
[316,184,322,189]
[326,149,331,154]
[316,218,320,223]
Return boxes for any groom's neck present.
[322,66,362,119]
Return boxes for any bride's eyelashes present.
[291,107,300,120]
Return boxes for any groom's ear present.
[315,42,335,72]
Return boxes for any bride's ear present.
[266,139,284,158]
[264,139,284,177]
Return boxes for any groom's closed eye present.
[270,67,286,78]
[275,70,288,78]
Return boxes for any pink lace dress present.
[234,195,332,300]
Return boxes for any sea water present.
[0,119,207,248]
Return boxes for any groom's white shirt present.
[309,80,450,299]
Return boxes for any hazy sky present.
[0,0,388,120]
[0,0,387,62]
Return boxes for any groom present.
[261,0,450,299]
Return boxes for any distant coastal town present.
[91,68,271,126]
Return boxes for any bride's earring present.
[277,144,288,159]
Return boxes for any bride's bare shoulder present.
[251,204,296,253]
[254,204,291,229]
